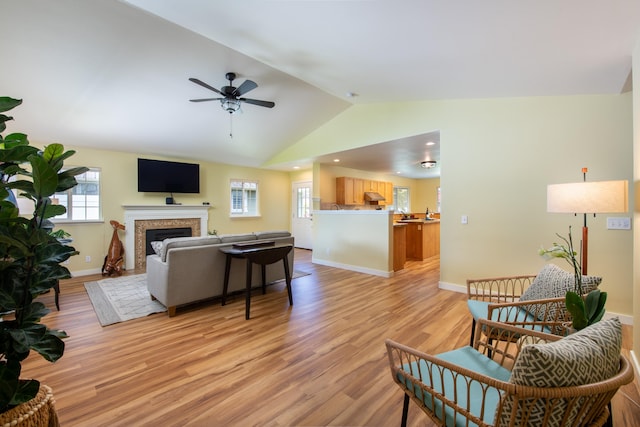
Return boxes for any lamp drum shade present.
[547,180,628,213]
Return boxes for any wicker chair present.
[466,265,602,345]
[386,318,633,427]
[466,274,536,344]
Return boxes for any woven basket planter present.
[0,384,59,427]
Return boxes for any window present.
[230,179,259,216]
[53,168,102,222]
[296,186,311,219]
[393,186,410,213]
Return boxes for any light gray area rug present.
[84,274,166,326]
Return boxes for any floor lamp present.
[547,168,628,275]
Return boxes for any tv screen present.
[137,158,200,194]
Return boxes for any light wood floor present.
[24,249,640,426]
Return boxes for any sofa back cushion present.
[219,233,258,243]
[496,318,622,426]
[254,231,291,240]
[160,235,222,261]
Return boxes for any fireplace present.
[145,227,192,255]
[123,205,210,270]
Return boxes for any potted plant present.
[539,226,607,330]
[0,96,87,420]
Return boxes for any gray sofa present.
[146,231,295,316]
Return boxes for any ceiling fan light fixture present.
[221,99,241,113]
[421,160,437,169]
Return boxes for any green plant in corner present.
[0,96,88,412]
[539,226,607,331]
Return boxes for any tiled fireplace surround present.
[123,205,210,269]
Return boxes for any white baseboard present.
[70,267,103,277]
[311,257,393,278]
[438,281,633,325]
[439,281,466,294]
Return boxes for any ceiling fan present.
[189,72,275,114]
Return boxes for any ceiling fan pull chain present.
[229,113,233,138]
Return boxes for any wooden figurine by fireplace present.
[102,220,125,276]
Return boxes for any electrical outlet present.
[85,255,91,263]
[606,217,631,230]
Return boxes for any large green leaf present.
[565,291,588,330]
[0,360,21,412]
[0,97,22,113]
[0,145,38,163]
[28,154,58,198]
[31,333,65,362]
[2,133,29,147]
[42,144,64,162]
[9,379,39,408]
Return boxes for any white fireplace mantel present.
[123,205,211,269]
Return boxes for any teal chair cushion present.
[399,346,511,427]
[467,300,552,333]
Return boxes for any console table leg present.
[221,254,232,306]
[283,257,293,306]
[245,259,253,320]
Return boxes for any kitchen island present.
[396,219,441,260]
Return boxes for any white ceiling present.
[2,0,639,179]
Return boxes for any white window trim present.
[230,178,260,217]
[52,167,103,223]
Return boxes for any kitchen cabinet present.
[336,177,364,205]
[384,181,394,206]
[403,220,440,260]
[393,224,406,271]
[336,176,393,206]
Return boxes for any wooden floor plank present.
[21,249,640,426]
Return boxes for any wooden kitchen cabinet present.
[336,177,393,206]
[393,225,406,271]
[384,181,393,205]
[336,177,364,205]
[405,221,440,260]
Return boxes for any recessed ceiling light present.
[426,141,435,146]
[333,159,340,162]
[293,166,300,170]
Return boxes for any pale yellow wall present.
[414,178,440,215]
[632,40,640,359]
[289,169,313,183]
[313,210,393,275]
[267,94,634,318]
[45,146,291,273]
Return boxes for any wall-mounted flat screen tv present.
[137,158,200,193]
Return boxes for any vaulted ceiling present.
[2,0,639,178]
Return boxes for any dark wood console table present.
[219,242,294,319]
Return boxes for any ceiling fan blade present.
[189,77,223,95]
[240,98,275,108]
[189,98,223,102]
[233,80,258,97]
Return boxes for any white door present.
[292,181,313,249]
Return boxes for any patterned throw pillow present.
[495,318,622,426]
[520,264,602,301]
[150,241,163,256]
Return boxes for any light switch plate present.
[606,217,631,230]
[461,215,468,224]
